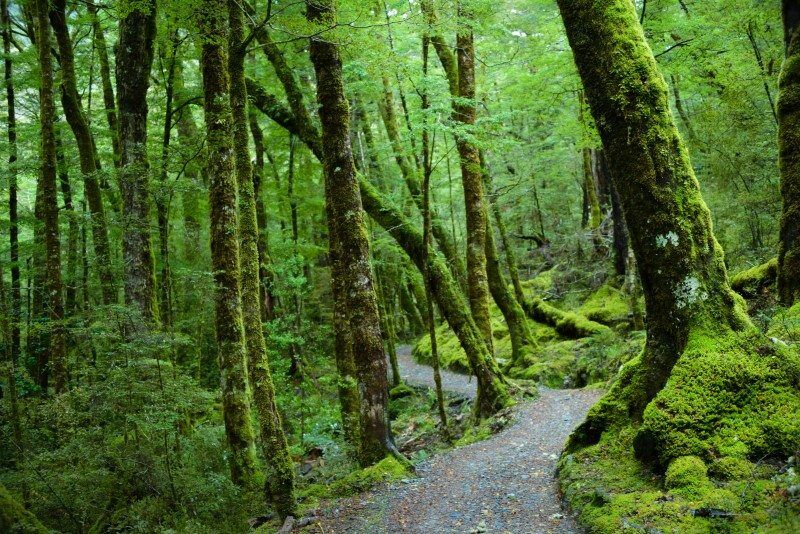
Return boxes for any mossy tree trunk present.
[34,0,67,393]
[55,131,80,314]
[197,0,258,486]
[777,0,800,305]
[88,3,121,169]
[116,0,159,323]
[306,0,399,467]
[228,1,296,515]
[454,9,494,352]
[50,0,116,306]
[557,0,751,439]
[3,0,20,363]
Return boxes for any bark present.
[35,0,67,393]
[306,0,398,467]
[2,0,20,362]
[88,3,121,168]
[116,0,158,323]
[55,130,79,314]
[609,169,629,276]
[557,0,750,431]
[229,1,296,515]
[197,0,258,486]
[248,107,277,321]
[778,0,800,305]
[454,10,493,352]
[579,91,602,230]
[50,0,116,305]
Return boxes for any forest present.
[0,0,799,531]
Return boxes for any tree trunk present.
[35,0,67,393]
[2,0,20,363]
[307,0,399,467]
[198,0,258,486]
[557,0,753,453]
[116,0,158,323]
[88,3,122,168]
[50,0,116,305]
[454,11,493,352]
[608,162,629,277]
[778,0,800,305]
[55,130,79,314]
[228,1,296,515]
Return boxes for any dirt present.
[311,346,602,533]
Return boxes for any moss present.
[299,456,409,500]
[0,483,49,533]
[730,258,778,298]
[389,383,415,400]
[709,457,753,481]
[664,456,711,499]
[634,328,800,466]
[579,283,630,326]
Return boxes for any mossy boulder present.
[300,456,409,500]
[579,283,630,326]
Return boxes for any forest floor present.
[309,346,603,533]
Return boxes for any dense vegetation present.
[0,0,798,532]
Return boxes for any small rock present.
[549,513,564,521]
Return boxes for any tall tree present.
[49,0,116,305]
[556,0,779,461]
[197,0,258,486]
[228,0,295,515]
[88,3,122,168]
[777,0,800,305]
[454,6,494,351]
[116,0,159,323]
[34,0,67,392]
[2,0,20,363]
[306,0,399,467]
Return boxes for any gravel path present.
[315,346,602,533]
[394,344,477,399]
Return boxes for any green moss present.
[579,283,631,326]
[389,383,415,400]
[665,456,712,498]
[709,457,753,481]
[0,483,48,533]
[730,258,778,298]
[299,456,409,501]
[635,328,800,465]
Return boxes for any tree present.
[116,0,158,323]
[228,0,296,515]
[197,0,258,486]
[558,0,800,466]
[34,0,67,392]
[777,0,800,305]
[306,0,399,466]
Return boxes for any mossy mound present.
[634,329,800,466]
[299,456,409,501]
[578,283,630,326]
[559,426,799,533]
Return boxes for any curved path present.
[316,346,602,533]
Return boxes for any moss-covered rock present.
[300,456,409,500]
[579,283,631,326]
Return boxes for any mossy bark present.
[35,0,67,393]
[88,3,121,168]
[50,0,116,305]
[197,0,258,486]
[455,13,494,352]
[557,0,752,447]
[307,0,398,467]
[228,1,296,515]
[2,0,20,363]
[55,131,79,314]
[777,2,800,305]
[116,0,158,323]
[0,483,48,534]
